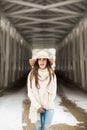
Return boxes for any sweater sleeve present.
[27,73,41,109]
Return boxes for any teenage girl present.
[27,50,57,130]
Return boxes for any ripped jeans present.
[34,109,54,130]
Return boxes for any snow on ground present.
[62,84,87,112]
[0,85,83,130]
[0,87,26,130]
[52,96,79,126]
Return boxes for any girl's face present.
[38,58,47,69]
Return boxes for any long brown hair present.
[30,59,54,89]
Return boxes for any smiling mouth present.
[40,64,44,66]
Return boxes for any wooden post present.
[72,30,77,82]
[1,18,6,88]
[84,21,87,87]
[12,29,17,82]
[79,23,85,88]
[4,21,10,87]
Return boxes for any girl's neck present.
[39,67,47,71]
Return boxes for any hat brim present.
[29,58,54,66]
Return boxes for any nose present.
[39,58,45,61]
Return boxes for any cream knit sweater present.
[27,68,57,123]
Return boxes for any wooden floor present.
[22,95,87,130]
[0,83,87,130]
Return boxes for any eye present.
[38,58,47,61]
[43,58,47,61]
[38,58,41,60]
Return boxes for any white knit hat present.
[29,50,54,66]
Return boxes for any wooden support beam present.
[4,21,10,87]
[79,23,85,87]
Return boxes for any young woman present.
[27,50,57,130]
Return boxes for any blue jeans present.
[34,109,54,130]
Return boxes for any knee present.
[44,124,50,130]
[35,120,41,128]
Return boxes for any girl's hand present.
[37,106,45,113]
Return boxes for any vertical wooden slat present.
[12,29,16,82]
[68,38,71,79]
[18,41,21,79]
[64,43,67,75]
[72,30,77,82]
[84,21,87,86]
[79,23,85,87]
[1,18,6,88]
[66,44,68,77]
[4,21,10,87]
[0,16,1,88]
